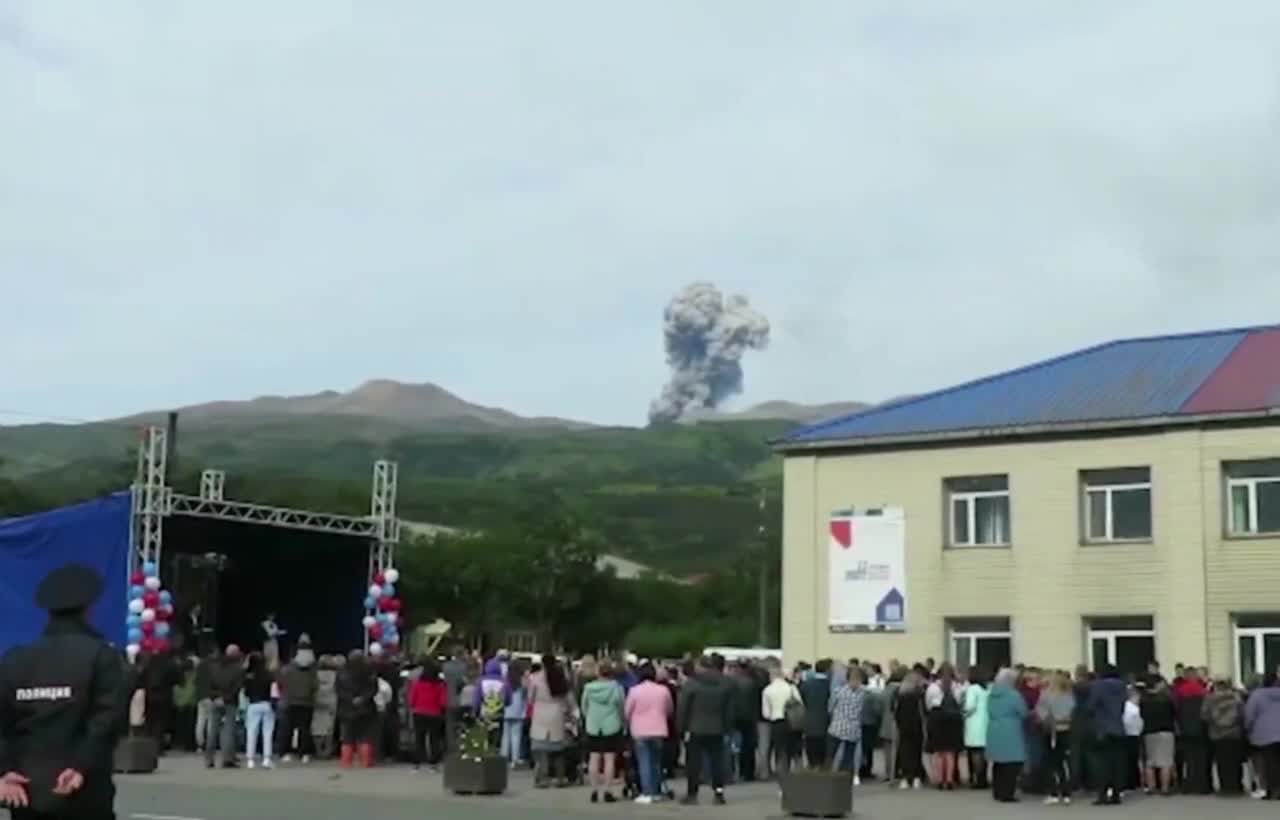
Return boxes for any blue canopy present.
[0,492,130,654]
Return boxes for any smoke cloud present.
[649,282,770,424]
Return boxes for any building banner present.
[828,507,906,632]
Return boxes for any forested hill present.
[0,417,793,573]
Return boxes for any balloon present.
[141,608,156,623]
[128,599,145,615]
[129,585,145,599]
[372,571,386,586]
[155,622,171,638]
[368,642,384,657]
[385,633,399,647]
[384,568,400,585]
[144,576,162,591]
[126,644,141,660]
[382,597,401,613]
[127,628,143,643]
[383,629,398,644]
[130,571,146,586]
[156,605,172,621]
[126,614,141,628]
[142,591,160,608]
[159,590,173,605]
[382,583,396,598]
[363,596,376,610]
[368,584,383,599]
[140,621,155,636]
[369,624,383,641]
[361,616,376,630]
[151,638,169,654]
[142,561,157,576]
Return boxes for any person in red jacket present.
[408,658,448,770]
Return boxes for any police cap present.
[35,564,104,613]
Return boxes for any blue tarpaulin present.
[0,492,130,655]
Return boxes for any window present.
[1081,468,1152,542]
[1225,460,1280,536]
[945,475,1011,547]
[948,617,1012,671]
[1086,616,1155,677]
[1234,615,1280,684]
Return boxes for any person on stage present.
[261,613,287,672]
[0,564,128,819]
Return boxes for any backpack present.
[785,685,806,731]
[480,687,505,722]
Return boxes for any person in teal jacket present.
[963,672,990,789]
[985,669,1028,803]
[580,662,626,803]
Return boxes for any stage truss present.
[130,425,401,643]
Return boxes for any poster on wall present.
[828,506,906,633]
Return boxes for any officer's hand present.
[0,772,28,807]
[52,769,84,795]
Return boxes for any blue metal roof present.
[779,326,1260,447]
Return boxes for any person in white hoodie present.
[761,665,803,777]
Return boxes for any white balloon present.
[141,608,156,623]
[368,584,383,598]
[383,568,400,585]
[361,616,377,630]
[126,644,141,660]
[143,576,162,591]
[128,599,145,614]
[368,642,384,656]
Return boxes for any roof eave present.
[772,408,1280,454]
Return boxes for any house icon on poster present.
[876,588,905,625]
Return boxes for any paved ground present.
[114,756,1280,820]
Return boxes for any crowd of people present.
[124,635,1280,809]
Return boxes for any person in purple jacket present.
[1244,673,1280,800]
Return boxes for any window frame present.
[1226,473,1280,536]
[1081,469,1153,544]
[945,476,1011,548]
[1233,615,1280,684]
[1086,626,1155,672]
[948,629,1013,669]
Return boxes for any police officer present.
[0,564,127,819]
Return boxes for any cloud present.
[2,1,1279,424]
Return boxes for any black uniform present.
[0,565,127,819]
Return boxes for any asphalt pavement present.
[113,756,1280,820]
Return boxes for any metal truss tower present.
[129,425,402,593]
[132,426,169,576]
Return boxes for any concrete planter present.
[443,755,508,795]
[113,736,158,774]
[780,769,853,818]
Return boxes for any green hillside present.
[0,417,791,573]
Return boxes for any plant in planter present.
[443,703,509,795]
[780,766,854,818]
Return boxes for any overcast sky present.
[4,0,1280,427]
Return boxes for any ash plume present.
[648,282,771,424]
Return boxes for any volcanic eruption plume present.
[648,282,771,424]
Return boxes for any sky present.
[4,0,1280,427]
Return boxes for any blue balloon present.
[382,583,395,598]
[155,622,171,638]
[363,596,376,610]
[130,585,145,599]
[127,628,143,643]
[377,612,392,625]
[126,614,141,628]
[159,590,173,605]
[142,561,158,576]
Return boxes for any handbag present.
[784,685,806,732]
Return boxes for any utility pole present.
[757,487,769,647]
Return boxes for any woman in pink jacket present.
[625,663,674,804]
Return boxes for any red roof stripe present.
[1180,328,1280,415]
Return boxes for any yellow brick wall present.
[779,426,1280,671]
